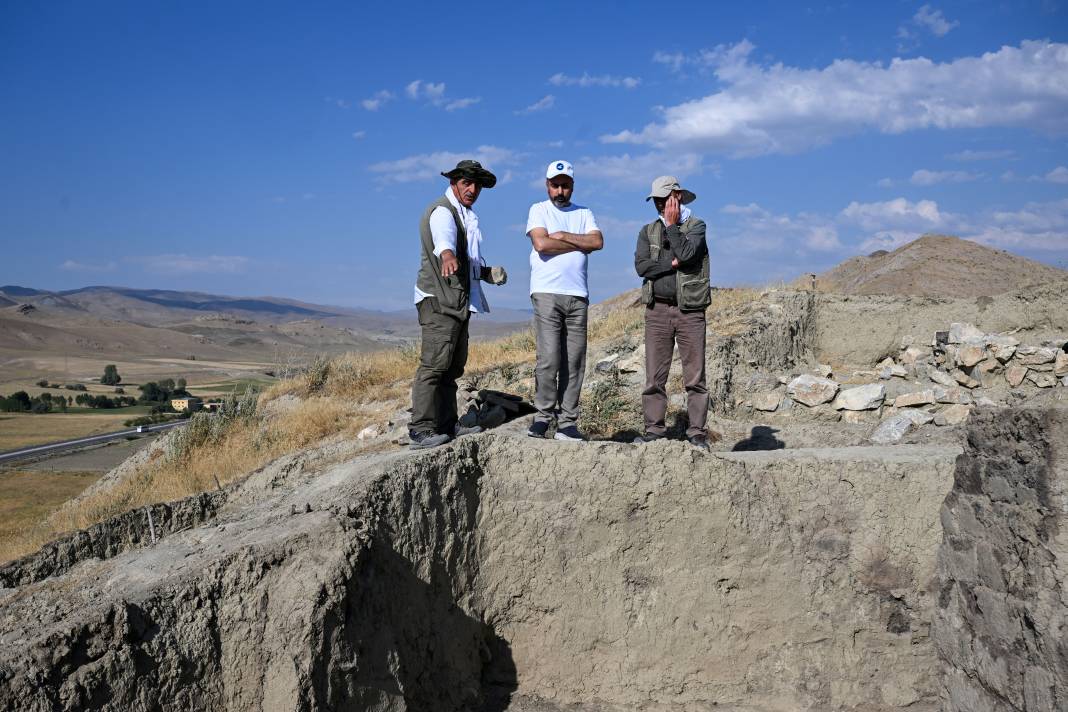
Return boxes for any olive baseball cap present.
[646,175,696,204]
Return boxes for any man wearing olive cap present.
[633,176,712,450]
[525,160,603,441]
[409,159,508,449]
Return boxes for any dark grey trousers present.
[531,292,588,428]
[410,298,469,435]
[642,301,708,438]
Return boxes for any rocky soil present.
[2,275,1066,710]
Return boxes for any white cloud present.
[548,72,640,89]
[719,203,841,252]
[910,169,983,185]
[325,96,350,109]
[971,199,1068,250]
[360,90,394,111]
[571,152,707,189]
[604,40,1068,157]
[840,197,950,233]
[1046,166,1068,183]
[947,149,1015,162]
[352,130,366,140]
[877,177,895,188]
[403,80,477,111]
[652,51,686,72]
[516,95,555,115]
[913,5,959,37]
[59,259,116,272]
[367,145,520,184]
[444,97,481,111]
[126,254,250,274]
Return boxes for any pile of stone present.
[741,322,1067,445]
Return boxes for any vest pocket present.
[679,278,710,308]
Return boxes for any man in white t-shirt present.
[525,160,603,441]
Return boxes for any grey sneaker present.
[554,425,586,442]
[688,435,710,451]
[632,433,663,444]
[527,420,550,438]
[455,423,483,437]
[409,431,451,450]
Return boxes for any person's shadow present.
[732,425,786,451]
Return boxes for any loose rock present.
[1055,352,1068,377]
[956,344,986,368]
[951,369,981,389]
[935,386,972,405]
[832,384,886,411]
[786,375,839,407]
[356,425,380,440]
[752,392,782,412]
[1006,366,1028,387]
[934,404,972,426]
[929,369,958,388]
[1015,346,1058,365]
[1026,371,1057,388]
[895,390,936,408]
[949,323,984,344]
[870,414,914,444]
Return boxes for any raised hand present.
[664,194,681,226]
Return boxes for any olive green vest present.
[640,216,711,310]
[416,196,470,320]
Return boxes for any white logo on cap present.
[556,162,564,170]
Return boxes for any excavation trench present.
[0,435,958,711]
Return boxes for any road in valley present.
[0,420,189,465]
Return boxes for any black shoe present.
[553,425,586,442]
[632,433,663,444]
[527,420,549,438]
[688,435,710,451]
[454,423,483,437]
[409,431,451,450]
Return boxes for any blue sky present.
[2,1,1067,311]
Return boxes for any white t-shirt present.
[525,200,599,298]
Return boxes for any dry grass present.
[0,469,101,562]
[0,413,136,451]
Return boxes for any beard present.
[552,194,570,206]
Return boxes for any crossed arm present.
[528,227,604,255]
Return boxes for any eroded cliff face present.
[935,408,1068,712]
[0,434,959,711]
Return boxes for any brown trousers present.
[642,302,708,438]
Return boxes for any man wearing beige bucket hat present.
[633,176,712,450]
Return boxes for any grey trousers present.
[642,301,708,438]
[531,292,588,428]
[410,298,469,435]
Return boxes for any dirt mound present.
[817,234,1068,297]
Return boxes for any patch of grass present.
[0,412,138,451]
[0,469,101,563]
[579,372,641,440]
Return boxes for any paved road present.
[0,419,189,465]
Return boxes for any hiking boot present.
[632,433,663,444]
[409,431,451,450]
[527,420,550,439]
[554,425,586,442]
[454,423,483,437]
[688,435,710,451]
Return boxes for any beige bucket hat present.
[646,175,696,204]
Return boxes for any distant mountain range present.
[0,285,532,367]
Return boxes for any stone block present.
[1055,352,1068,377]
[870,413,914,444]
[929,369,958,388]
[977,358,1000,375]
[832,383,886,411]
[1026,371,1057,388]
[952,369,981,389]
[751,392,782,412]
[956,344,986,368]
[991,343,1017,363]
[1015,346,1058,366]
[1006,366,1028,387]
[935,386,972,405]
[895,390,936,408]
[934,404,972,426]
[787,374,839,407]
[949,323,984,343]
[900,346,928,365]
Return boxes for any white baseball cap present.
[546,160,574,180]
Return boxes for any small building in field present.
[171,397,202,412]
